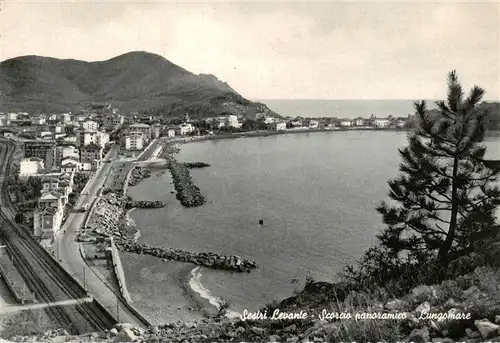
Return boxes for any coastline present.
[181,266,241,319]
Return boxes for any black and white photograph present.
[0,0,499,342]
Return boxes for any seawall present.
[108,238,132,304]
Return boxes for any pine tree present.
[377,71,500,269]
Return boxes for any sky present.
[0,0,499,100]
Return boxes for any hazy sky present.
[1,0,499,100]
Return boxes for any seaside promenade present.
[55,145,149,327]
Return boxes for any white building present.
[354,118,366,126]
[96,131,109,148]
[309,120,319,129]
[31,116,46,125]
[373,118,391,128]
[59,113,71,124]
[61,157,80,173]
[178,123,194,135]
[7,113,18,121]
[227,115,241,128]
[80,120,98,132]
[124,132,144,151]
[76,130,109,148]
[264,116,276,124]
[340,119,353,127]
[274,122,287,131]
[129,123,151,141]
[167,129,176,138]
[19,157,45,178]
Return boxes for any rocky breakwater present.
[128,167,151,187]
[125,200,166,209]
[84,194,257,273]
[184,162,211,168]
[118,240,257,273]
[168,160,205,207]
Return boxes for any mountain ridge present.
[0,51,276,119]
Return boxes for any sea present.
[121,100,500,324]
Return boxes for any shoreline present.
[180,266,241,320]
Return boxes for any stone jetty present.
[125,200,165,209]
[184,162,211,168]
[118,240,257,272]
[168,160,205,207]
[83,193,257,272]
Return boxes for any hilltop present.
[0,51,276,119]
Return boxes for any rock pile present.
[184,162,211,168]
[128,167,151,187]
[124,200,165,209]
[83,194,136,241]
[168,161,205,207]
[84,193,256,273]
[118,240,257,273]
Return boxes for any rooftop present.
[129,123,150,128]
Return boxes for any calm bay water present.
[124,130,500,323]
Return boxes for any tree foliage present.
[376,71,500,270]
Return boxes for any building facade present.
[124,132,144,150]
[128,123,151,141]
[24,141,56,169]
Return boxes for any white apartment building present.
[129,123,151,141]
[124,132,144,150]
[373,118,391,128]
[227,115,241,128]
[340,119,353,127]
[178,123,194,135]
[76,130,109,148]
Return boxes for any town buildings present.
[23,140,57,170]
[128,123,151,141]
[33,192,64,239]
[372,118,391,128]
[340,119,353,127]
[75,130,109,148]
[272,122,287,131]
[309,120,319,129]
[151,124,163,139]
[80,144,103,170]
[227,115,242,128]
[19,157,45,178]
[177,123,194,135]
[124,132,144,151]
[167,129,176,138]
[80,120,98,132]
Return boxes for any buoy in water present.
[258,219,264,225]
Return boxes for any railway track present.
[0,140,116,334]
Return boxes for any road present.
[0,140,116,334]
[56,144,150,327]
